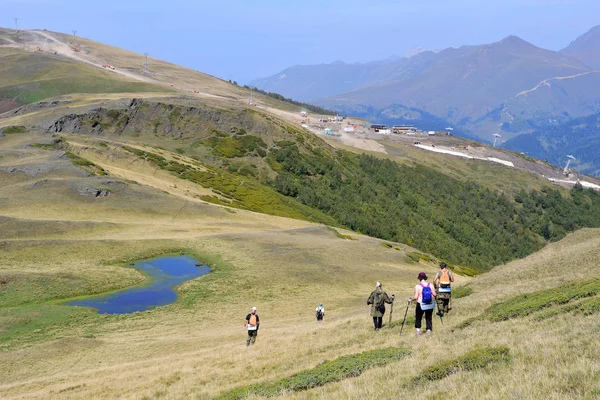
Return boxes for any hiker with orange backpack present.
[409,272,436,336]
[244,306,260,346]
[433,262,454,317]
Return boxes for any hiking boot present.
[416,330,421,337]
[426,330,431,335]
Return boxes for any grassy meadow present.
[1,128,600,399]
[0,47,174,107]
[379,138,556,196]
[3,26,600,400]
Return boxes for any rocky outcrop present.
[49,109,106,134]
[0,164,56,176]
[45,99,289,145]
[24,179,49,189]
[0,100,68,119]
[77,186,110,197]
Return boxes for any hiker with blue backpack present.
[409,272,436,336]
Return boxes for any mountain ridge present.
[560,25,600,69]
[252,30,600,147]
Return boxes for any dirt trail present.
[516,71,600,97]
[3,30,229,103]
[31,31,164,85]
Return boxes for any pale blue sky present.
[3,0,600,83]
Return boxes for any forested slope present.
[268,141,600,270]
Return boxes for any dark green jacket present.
[367,288,393,317]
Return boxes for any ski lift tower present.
[144,52,149,72]
[248,87,254,105]
[493,133,502,147]
[563,155,576,176]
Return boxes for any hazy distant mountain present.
[503,112,600,177]
[250,58,406,102]
[332,103,478,139]
[561,25,600,69]
[253,31,600,142]
[403,47,427,58]
[319,36,600,140]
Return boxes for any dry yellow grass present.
[0,130,440,398]
[4,29,305,114]
[2,131,600,400]
[2,229,599,400]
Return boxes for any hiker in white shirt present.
[316,303,325,321]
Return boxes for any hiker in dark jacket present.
[367,282,394,330]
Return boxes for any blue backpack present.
[421,283,433,304]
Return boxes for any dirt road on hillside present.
[1,30,230,103]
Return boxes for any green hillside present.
[38,98,600,270]
[0,48,172,109]
[268,141,600,269]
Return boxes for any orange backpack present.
[249,314,257,326]
[440,270,450,284]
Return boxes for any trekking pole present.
[436,300,444,326]
[399,299,411,336]
[388,297,394,324]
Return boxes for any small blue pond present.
[69,255,210,314]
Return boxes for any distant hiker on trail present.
[409,272,436,336]
[244,306,260,346]
[316,303,325,322]
[433,262,454,317]
[367,282,394,330]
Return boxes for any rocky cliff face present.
[47,99,288,142]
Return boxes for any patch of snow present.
[486,157,514,167]
[414,144,473,159]
[414,145,515,168]
[548,178,600,191]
